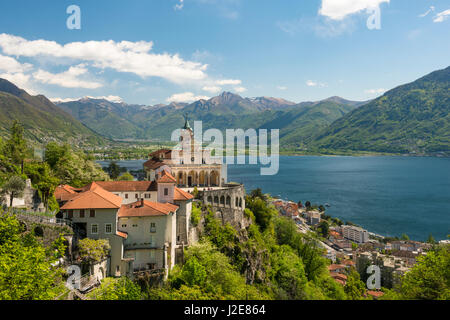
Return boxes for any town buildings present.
[341,225,369,244]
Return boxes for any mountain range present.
[0,79,105,147]
[56,91,365,145]
[311,66,450,155]
[0,65,448,155]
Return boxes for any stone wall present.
[199,184,250,230]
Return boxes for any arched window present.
[207,196,213,203]
[239,198,243,208]
[236,197,239,207]
[226,196,231,207]
[220,196,225,206]
[214,196,219,204]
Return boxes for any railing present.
[124,243,160,250]
[15,212,73,228]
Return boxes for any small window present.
[121,224,127,228]
[150,223,156,233]
[90,210,96,218]
[125,194,129,199]
[164,188,169,196]
[132,224,138,228]
[135,194,139,199]
[145,194,150,199]
[79,209,85,218]
[105,224,112,234]
[91,224,98,234]
[68,210,73,219]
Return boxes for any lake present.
[98,156,450,241]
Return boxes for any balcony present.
[124,242,160,250]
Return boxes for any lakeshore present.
[100,156,450,242]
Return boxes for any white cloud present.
[0,54,32,73]
[167,92,210,103]
[419,6,435,18]
[50,95,123,103]
[306,80,327,87]
[174,0,184,10]
[202,85,222,94]
[0,72,36,94]
[216,79,242,85]
[319,0,389,20]
[33,64,103,89]
[433,9,450,23]
[277,86,288,90]
[0,33,208,84]
[233,86,247,93]
[364,88,385,95]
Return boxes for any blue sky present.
[0,0,449,105]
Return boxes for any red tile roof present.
[55,185,78,201]
[174,187,194,201]
[143,159,166,170]
[149,149,172,159]
[330,272,348,281]
[367,290,384,298]
[157,170,177,183]
[61,183,122,210]
[328,264,347,272]
[93,181,157,192]
[342,260,356,266]
[118,200,178,218]
[116,231,128,239]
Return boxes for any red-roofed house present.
[59,170,194,278]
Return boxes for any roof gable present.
[119,200,178,218]
[61,184,122,210]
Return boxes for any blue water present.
[98,157,450,241]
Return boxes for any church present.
[143,117,227,188]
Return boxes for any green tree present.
[318,221,330,237]
[0,210,66,300]
[344,269,367,300]
[24,162,59,210]
[190,203,202,227]
[426,233,436,244]
[1,175,26,207]
[250,188,267,201]
[117,172,134,181]
[107,161,121,180]
[245,196,277,231]
[4,121,28,174]
[398,245,450,300]
[401,233,410,241]
[78,238,111,264]
[88,277,143,300]
[180,256,207,286]
[46,143,108,187]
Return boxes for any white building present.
[341,225,369,244]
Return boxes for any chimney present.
[140,198,144,207]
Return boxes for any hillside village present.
[271,198,446,298]
[0,118,448,300]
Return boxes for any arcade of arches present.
[172,169,222,187]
